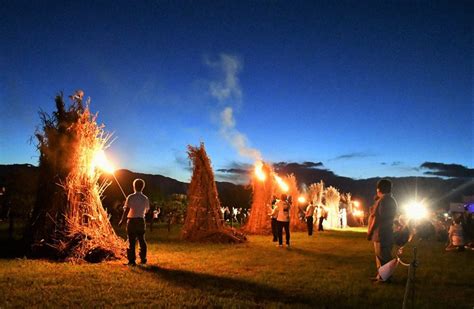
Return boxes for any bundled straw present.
[285,174,305,231]
[308,181,324,206]
[181,143,246,243]
[242,162,275,234]
[324,186,341,229]
[28,92,125,262]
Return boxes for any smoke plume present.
[206,54,261,161]
[220,107,261,161]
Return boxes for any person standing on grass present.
[270,196,278,242]
[305,201,315,236]
[367,179,398,282]
[119,178,150,266]
[317,204,326,232]
[272,194,291,247]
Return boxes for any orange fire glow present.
[353,209,364,217]
[254,161,266,181]
[298,196,306,203]
[90,150,115,176]
[274,174,289,192]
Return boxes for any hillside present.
[0,164,472,219]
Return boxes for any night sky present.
[0,1,472,183]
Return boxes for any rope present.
[397,256,411,267]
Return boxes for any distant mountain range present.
[0,164,472,215]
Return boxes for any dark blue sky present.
[0,0,472,182]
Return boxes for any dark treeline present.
[0,163,472,223]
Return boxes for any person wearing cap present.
[119,178,150,266]
[367,179,398,282]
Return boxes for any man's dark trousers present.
[306,216,313,235]
[277,221,290,245]
[271,218,278,241]
[127,218,147,263]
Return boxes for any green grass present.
[1,224,473,308]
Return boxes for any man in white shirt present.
[272,194,291,247]
[119,178,150,266]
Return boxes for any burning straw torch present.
[92,150,127,199]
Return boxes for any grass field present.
[1,223,473,308]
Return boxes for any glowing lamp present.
[298,196,306,204]
[405,201,428,220]
[353,201,360,208]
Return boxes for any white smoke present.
[206,54,242,103]
[220,107,262,161]
[206,54,261,161]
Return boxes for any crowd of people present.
[445,211,474,251]
[220,206,249,225]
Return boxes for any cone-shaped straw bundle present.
[286,174,305,232]
[325,186,341,229]
[242,162,275,234]
[308,181,324,206]
[27,92,125,262]
[181,143,246,243]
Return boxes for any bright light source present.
[353,209,364,217]
[404,200,428,220]
[353,201,360,208]
[274,175,289,192]
[298,196,306,203]
[254,161,266,181]
[91,150,115,175]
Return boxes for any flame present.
[90,150,115,176]
[254,161,266,181]
[274,174,289,192]
[353,209,364,217]
[298,196,306,203]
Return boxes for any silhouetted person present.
[270,196,278,242]
[119,179,150,266]
[318,204,326,232]
[367,179,398,282]
[305,201,315,236]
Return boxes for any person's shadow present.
[140,265,314,306]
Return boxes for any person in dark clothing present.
[119,179,150,266]
[318,204,326,232]
[367,179,398,282]
[305,201,315,236]
[270,196,278,242]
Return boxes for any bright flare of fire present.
[254,161,266,181]
[298,196,306,203]
[90,150,115,176]
[353,200,360,208]
[274,175,289,192]
[353,209,364,217]
[404,200,428,220]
